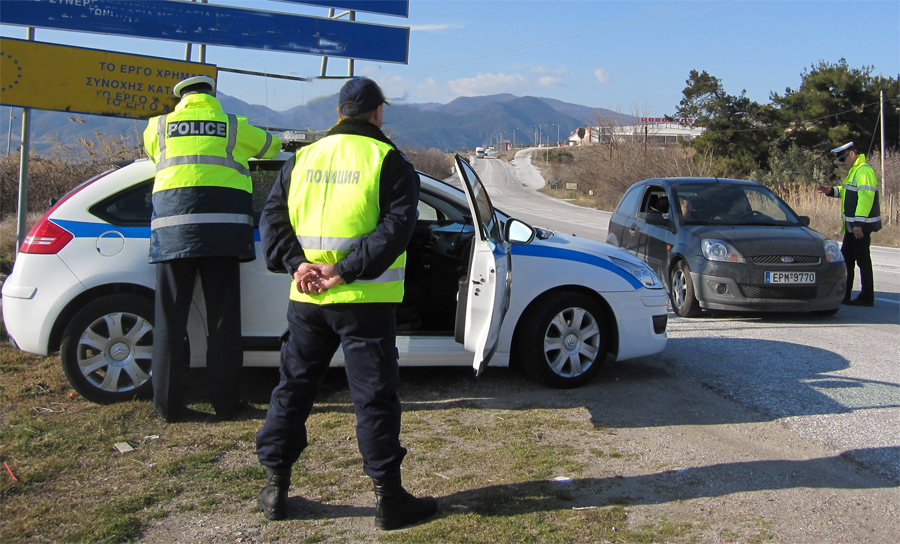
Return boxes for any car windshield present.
[673,183,801,227]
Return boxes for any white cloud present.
[448,73,527,96]
[594,69,612,84]
[409,24,462,32]
[356,66,574,105]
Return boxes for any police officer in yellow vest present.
[255,78,437,529]
[817,142,882,306]
[143,76,282,422]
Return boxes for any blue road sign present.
[273,1,409,18]
[0,0,409,64]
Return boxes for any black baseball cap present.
[339,77,389,116]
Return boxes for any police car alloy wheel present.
[60,294,155,404]
[516,292,608,388]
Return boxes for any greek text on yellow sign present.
[0,38,217,119]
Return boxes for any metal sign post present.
[14,28,34,255]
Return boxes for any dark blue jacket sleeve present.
[334,149,420,283]
[260,155,307,274]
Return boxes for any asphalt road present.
[469,150,900,483]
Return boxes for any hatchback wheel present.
[60,294,154,404]
[670,261,702,318]
[517,292,608,388]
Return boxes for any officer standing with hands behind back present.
[817,142,882,307]
[254,77,438,530]
[143,75,282,422]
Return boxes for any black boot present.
[372,472,438,530]
[257,467,291,520]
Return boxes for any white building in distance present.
[568,119,705,146]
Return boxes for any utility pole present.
[881,90,889,225]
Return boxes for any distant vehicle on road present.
[475,147,485,158]
[607,177,846,317]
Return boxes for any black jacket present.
[260,119,419,284]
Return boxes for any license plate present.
[765,271,816,284]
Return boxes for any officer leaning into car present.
[143,75,282,422]
[816,142,882,306]
[254,77,438,530]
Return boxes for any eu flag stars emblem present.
[0,50,24,93]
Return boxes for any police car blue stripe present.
[52,220,150,239]
[51,219,264,242]
[510,244,642,289]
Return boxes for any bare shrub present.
[1,132,143,218]
[768,150,899,247]
[544,142,717,210]
[0,212,41,273]
[402,148,454,180]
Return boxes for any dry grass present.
[1,132,142,219]
[536,144,900,247]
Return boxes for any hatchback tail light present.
[20,219,74,254]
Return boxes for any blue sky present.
[1,0,898,116]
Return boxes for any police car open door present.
[453,154,511,375]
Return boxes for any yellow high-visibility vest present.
[287,134,405,304]
[145,93,277,195]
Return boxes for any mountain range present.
[1,94,635,155]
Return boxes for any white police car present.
[2,152,668,403]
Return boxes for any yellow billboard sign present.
[0,38,217,119]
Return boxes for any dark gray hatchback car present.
[607,178,847,317]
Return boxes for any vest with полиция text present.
[286,134,406,304]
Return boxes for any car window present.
[616,185,643,218]
[90,161,286,228]
[637,186,669,217]
[249,161,285,221]
[89,179,154,226]
[673,183,800,226]
[417,200,439,222]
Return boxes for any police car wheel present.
[60,294,155,404]
[516,292,607,389]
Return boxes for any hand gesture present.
[293,262,344,294]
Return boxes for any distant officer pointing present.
[143,75,282,422]
[816,142,882,306]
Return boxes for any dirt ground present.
[131,355,898,544]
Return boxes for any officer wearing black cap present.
[143,75,282,422]
[816,142,882,306]
[255,77,437,530]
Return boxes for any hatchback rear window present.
[90,161,287,228]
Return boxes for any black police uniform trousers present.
[256,301,407,480]
[841,232,874,301]
[152,256,243,421]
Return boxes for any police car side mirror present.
[505,218,535,245]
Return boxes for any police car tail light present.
[20,219,73,254]
[18,168,114,255]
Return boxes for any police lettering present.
[305,169,361,185]
[166,121,227,138]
